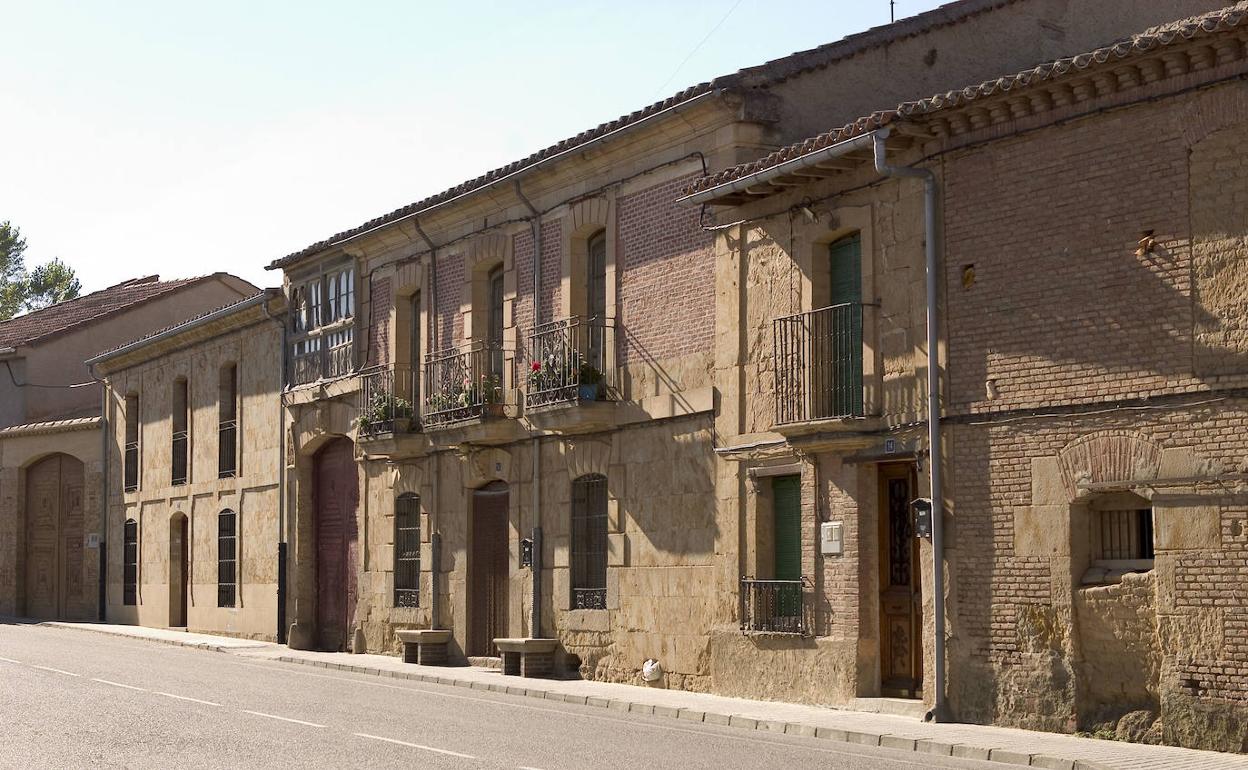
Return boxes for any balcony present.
[740,577,811,636]
[522,316,619,434]
[357,364,430,457]
[422,342,523,445]
[289,323,354,387]
[773,303,870,436]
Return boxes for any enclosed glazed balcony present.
[289,324,354,387]
[773,302,867,428]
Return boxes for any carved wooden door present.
[24,454,84,620]
[879,463,922,698]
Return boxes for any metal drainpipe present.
[515,181,543,639]
[88,362,108,621]
[410,218,442,631]
[873,129,947,722]
[261,296,289,643]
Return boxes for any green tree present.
[0,221,82,320]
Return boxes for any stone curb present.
[268,652,1113,770]
[22,622,1117,770]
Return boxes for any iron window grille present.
[172,378,189,486]
[1092,507,1155,568]
[218,509,237,608]
[218,364,238,478]
[123,519,138,605]
[394,494,420,608]
[171,430,189,486]
[739,576,811,636]
[571,474,608,610]
[124,394,140,492]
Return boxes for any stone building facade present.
[0,274,257,621]
[89,290,284,640]
[684,2,1248,753]
[260,0,1234,712]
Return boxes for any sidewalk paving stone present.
[38,621,1248,770]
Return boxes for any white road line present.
[154,691,221,707]
[0,656,21,664]
[353,733,475,759]
[29,664,80,677]
[241,710,325,728]
[91,678,146,692]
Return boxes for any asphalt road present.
[0,622,1001,770]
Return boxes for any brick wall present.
[434,251,463,350]
[513,219,563,336]
[618,173,715,367]
[943,80,1248,741]
[367,276,390,367]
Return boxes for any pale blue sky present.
[3,1,948,291]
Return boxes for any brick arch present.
[1178,81,1248,148]
[466,233,509,273]
[1057,431,1163,501]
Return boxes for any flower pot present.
[481,403,505,419]
[578,383,601,401]
[392,417,412,433]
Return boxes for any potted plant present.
[356,390,414,433]
[578,360,604,401]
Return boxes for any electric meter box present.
[820,521,844,556]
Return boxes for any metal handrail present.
[739,576,811,636]
[359,364,420,435]
[524,315,616,409]
[422,341,508,427]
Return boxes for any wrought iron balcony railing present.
[524,316,616,409]
[358,364,420,435]
[423,341,507,428]
[171,430,189,486]
[218,419,238,478]
[740,577,811,635]
[773,302,865,426]
[124,441,139,492]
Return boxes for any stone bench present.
[493,638,558,678]
[396,629,452,666]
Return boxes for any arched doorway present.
[469,481,510,657]
[169,513,189,628]
[23,453,85,620]
[314,437,358,651]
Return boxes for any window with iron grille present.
[218,509,237,608]
[124,394,140,492]
[123,519,138,605]
[218,364,238,478]
[394,494,420,608]
[172,377,189,486]
[571,474,608,610]
[1091,507,1154,566]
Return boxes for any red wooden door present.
[469,482,509,657]
[314,438,359,651]
[24,454,85,620]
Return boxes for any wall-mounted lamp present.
[1135,230,1156,257]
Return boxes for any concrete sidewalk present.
[39,621,1248,770]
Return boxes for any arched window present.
[123,519,138,605]
[218,509,237,608]
[394,494,420,607]
[571,474,608,610]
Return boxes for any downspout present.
[87,362,108,622]
[873,129,947,722]
[408,218,444,631]
[516,180,543,639]
[261,296,289,644]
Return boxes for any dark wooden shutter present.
[772,475,802,582]
[828,234,863,416]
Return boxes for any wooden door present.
[314,438,359,651]
[169,515,188,627]
[24,454,85,620]
[469,482,509,657]
[878,464,923,697]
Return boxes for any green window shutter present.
[772,475,802,581]
[828,234,863,416]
